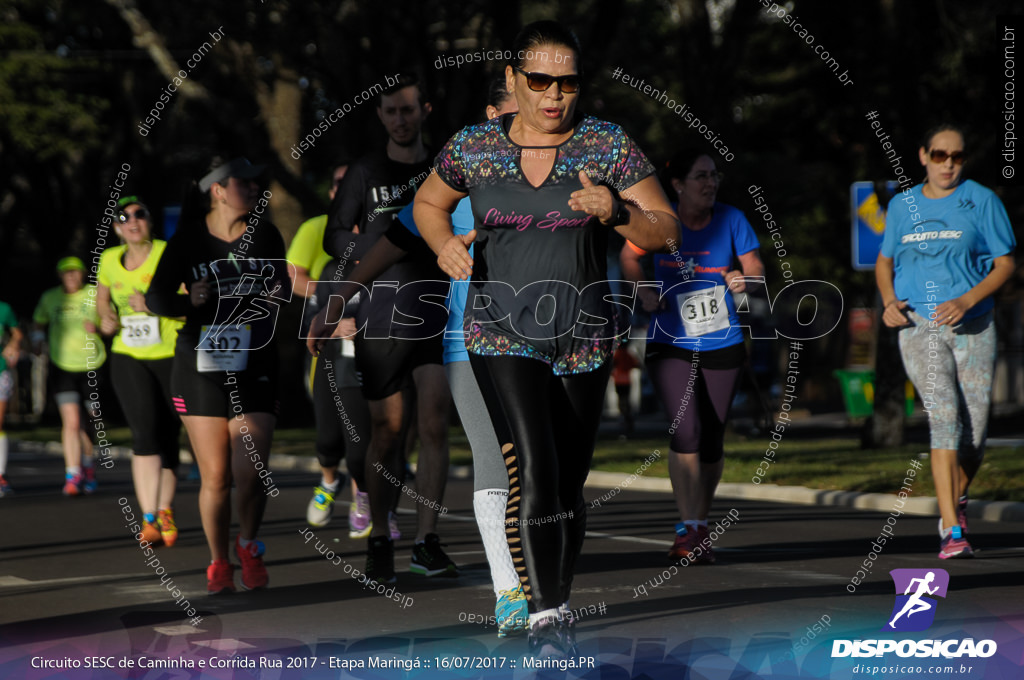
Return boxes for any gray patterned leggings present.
[898,309,996,455]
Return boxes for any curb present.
[17,440,1024,524]
[583,469,1024,523]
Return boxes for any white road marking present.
[153,624,204,636]
[0,574,143,589]
[191,638,257,652]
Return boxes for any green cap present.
[56,256,85,274]
[117,195,145,210]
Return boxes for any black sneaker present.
[528,616,578,659]
[365,535,396,584]
[409,533,459,577]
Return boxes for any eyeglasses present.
[117,208,149,223]
[928,149,966,166]
[515,67,581,94]
[686,171,724,183]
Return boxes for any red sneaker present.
[82,466,98,494]
[668,528,700,560]
[693,525,716,564]
[235,536,268,590]
[206,558,235,594]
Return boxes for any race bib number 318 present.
[677,285,730,337]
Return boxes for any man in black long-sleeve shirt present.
[322,73,455,582]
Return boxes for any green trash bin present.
[834,369,875,418]
[833,369,915,418]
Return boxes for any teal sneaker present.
[496,586,529,637]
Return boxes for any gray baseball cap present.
[199,157,266,192]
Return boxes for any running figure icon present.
[208,263,283,344]
[888,571,939,628]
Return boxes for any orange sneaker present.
[158,509,178,547]
[62,472,83,496]
[206,558,235,594]
[140,521,162,545]
[235,536,268,590]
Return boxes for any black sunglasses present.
[515,67,581,94]
[117,208,149,223]
[928,149,966,166]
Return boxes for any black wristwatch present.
[607,199,631,228]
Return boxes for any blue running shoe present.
[82,466,98,494]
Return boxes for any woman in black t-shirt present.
[148,157,290,595]
[416,21,677,656]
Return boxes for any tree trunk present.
[257,63,304,244]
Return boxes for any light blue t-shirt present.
[881,180,1015,320]
[397,199,474,363]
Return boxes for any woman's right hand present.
[306,306,334,356]
[437,231,476,281]
[190,275,211,307]
[882,299,910,328]
[99,312,120,336]
[128,288,150,314]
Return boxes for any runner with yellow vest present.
[32,257,106,496]
[96,196,185,545]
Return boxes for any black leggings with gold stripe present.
[469,353,612,613]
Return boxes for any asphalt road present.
[1,440,1022,679]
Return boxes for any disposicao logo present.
[884,568,948,632]
[832,568,998,659]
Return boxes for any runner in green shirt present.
[32,257,105,496]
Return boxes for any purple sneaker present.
[348,491,371,539]
[389,511,401,541]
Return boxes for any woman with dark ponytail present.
[147,157,290,593]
